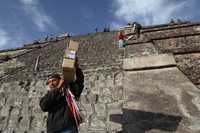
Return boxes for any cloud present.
[0,27,27,50]
[19,0,56,31]
[111,0,191,27]
[0,28,10,48]
[20,0,38,5]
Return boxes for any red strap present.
[64,89,81,126]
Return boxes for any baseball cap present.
[46,74,61,85]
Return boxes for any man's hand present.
[75,57,79,68]
[57,76,64,89]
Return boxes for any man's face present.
[47,78,60,89]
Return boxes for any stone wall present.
[122,67,200,133]
[0,80,48,132]
[126,23,200,86]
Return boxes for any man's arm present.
[70,67,84,100]
[39,89,62,112]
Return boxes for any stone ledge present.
[123,54,176,70]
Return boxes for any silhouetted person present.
[95,28,98,32]
[132,22,142,38]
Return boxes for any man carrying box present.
[39,61,84,133]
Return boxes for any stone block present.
[32,106,43,115]
[123,54,176,70]
[98,95,113,104]
[7,116,19,129]
[79,95,90,104]
[125,42,158,58]
[112,86,124,101]
[1,106,10,117]
[87,130,107,133]
[10,107,20,116]
[107,102,123,132]
[82,104,93,120]
[18,116,30,130]
[28,90,38,98]
[95,103,106,119]
[2,129,15,133]
[21,106,32,116]
[0,116,7,129]
[6,96,15,105]
[90,116,106,130]
[107,101,123,111]
[79,122,89,133]
[0,98,6,107]
[30,117,44,130]
[13,98,23,107]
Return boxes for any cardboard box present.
[62,58,76,81]
[65,49,76,59]
[62,40,79,81]
[68,40,79,51]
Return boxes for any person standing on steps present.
[39,62,84,133]
[132,22,142,38]
[125,22,142,41]
[117,31,126,48]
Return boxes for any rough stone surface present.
[175,53,200,85]
[123,54,176,70]
[122,67,200,132]
[125,42,158,58]
[0,22,200,133]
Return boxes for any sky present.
[0,0,200,50]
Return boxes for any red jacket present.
[117,32,125,40]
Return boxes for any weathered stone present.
[82,104,94,119]
[7,116,19,129]
[0,116,7,129]
[87,93,99,104]
[123,67,200,132]
[79,122,89,133]
[13,98,23,107]
[10,107,21,116]
[87,130,107,133]
[123,54,176,70]
[0,97,6,107]
[90,116,106,129]
[21,107,33,116]
[112,86,124,101]
[125,42,158,58]
[30,116,44,129]
[175,53,200,85]
[29,98,40,107]
[1,106,11,117]
[154,35,200,54]
[98,95,113,104]
[95,103,106,119]
[79,95,90,104]
[6,96,15,105]
[107,101,123,132]
[101,87,113,97]
[18,116,30,130]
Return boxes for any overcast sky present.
[0,0,200,50]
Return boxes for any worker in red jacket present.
[116,31,125,48]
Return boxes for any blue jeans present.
[60,126,78,133]
[118,40,124,48]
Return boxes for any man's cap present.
[46,74,61,85]
[47,74,61,80]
